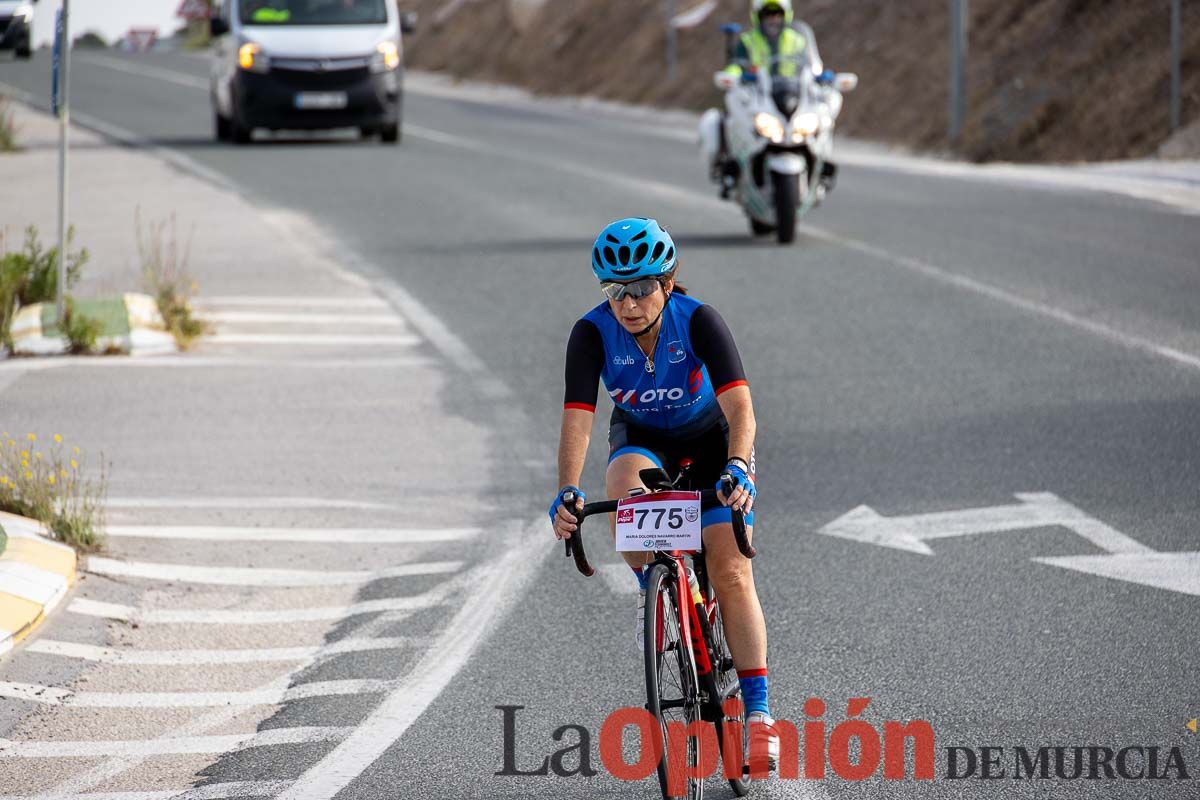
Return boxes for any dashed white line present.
[85,557,462,588]
[68,583,453,624]
[27,636,419,664]
[105,496,398,511]
[103,526,480,544]
[206,333,422,346]
[0,727,349,758]
[0,679,394,708]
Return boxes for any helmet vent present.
[665,246,675,264]
[650,242,665,263]
[606,234,620,244]
[633,243,649,263]
[618,246,630,266]
[604,246,618,266]
[630,230,647,242]
[592,247,601,267]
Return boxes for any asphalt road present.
[2,50,1198,799]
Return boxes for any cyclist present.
[549,217,778,767]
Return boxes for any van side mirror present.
[400,11,418,34]
[210,17,230,37]
[835,72,858,92]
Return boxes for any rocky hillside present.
[403,0,1200,162]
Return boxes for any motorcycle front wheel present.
[771,171,799,244]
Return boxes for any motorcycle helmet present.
[591,218,677,281]
[751,0,793,26]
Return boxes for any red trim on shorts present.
[716,380,749,396]
[564,402,596,412]
[737,668,768,679]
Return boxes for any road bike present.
[563,462,759,800]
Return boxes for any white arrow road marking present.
[103,526,480,544]
[1034,551,1200,597]
[0,727,349,758]
[85,558,462,587]
[0,780,293,800]
[817,492,1151,555]
[68,588,449,625]
[0,679,394,708]
[27,636,420,664]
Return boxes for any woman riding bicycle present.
[549,216,779,766]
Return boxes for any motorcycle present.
[699,26,857,244]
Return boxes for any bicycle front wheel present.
[644,563,704,800]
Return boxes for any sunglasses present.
[601,278,663,302]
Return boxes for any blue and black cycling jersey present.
[563,292,748,437]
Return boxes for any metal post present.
[949,0,968,144]
[1170,0,1181,132]
[666,0,678,82]
[55,0,71,326]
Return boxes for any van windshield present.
[240,0,388,26]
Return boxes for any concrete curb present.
[0,511,76,655]
[9,293,178,357]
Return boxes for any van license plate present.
[295,92,348,110]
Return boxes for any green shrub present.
[0,226,89,349]
[62,297,102,354]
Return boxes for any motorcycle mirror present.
[714,71,737,91]
[835,72,859,92]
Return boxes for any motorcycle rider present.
[713,0,836,197]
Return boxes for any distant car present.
[0,0,35,59]
[209,0,416,144]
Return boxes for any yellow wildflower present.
[26,433,35,442]
[34,452,42,461]
[73,446,80,455]
[24,471,32,480]
[47,475,55,486]
[53,434,62,443]
[70,459,78,470]
[20,450,27,459]
[60,469,68,478]
[21,460,28,469]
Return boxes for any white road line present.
[802,226,1200,372]
[105,496,397,511]
[0,727,349,758]
[278,521,547,800]
[0,355,435,371]
[77,54,210,91]
[0,679,393,708]
[85,557,462,588]
[204,311,406,326]
[0,562,70,606]
[103,525,480,544]
[207,333,422,346]
[193,297,389,309]
[0,781,293,800]
[68,582,453,624]
[27,636,418,664]
[1035,551,1200,597]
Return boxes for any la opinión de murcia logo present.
[496,700,1193,786]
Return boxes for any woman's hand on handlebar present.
[549,486,586,540]
[717,463,756,514]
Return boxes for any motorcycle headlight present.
[238,42,269,73]
[370,41,400,72]
[754,112,785,144]
[790,112,820,142]
[13,3,34,21]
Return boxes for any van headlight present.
[370,41,400,72]
[754,112,784,144]
[238,42,269,73]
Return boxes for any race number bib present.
[615,491,703,552]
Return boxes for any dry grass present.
[136,210,208,349]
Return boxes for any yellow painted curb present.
[0,511,76,656]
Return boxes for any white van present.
[0,0,35,59]
[209,0,415,144]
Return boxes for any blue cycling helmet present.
[591,217,677,281]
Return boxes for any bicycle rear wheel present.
[644,563,704,800]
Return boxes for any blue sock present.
[632,566,648,591]
[738,669,769,717]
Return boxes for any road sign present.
[177,0,211,21]
[126,28,158,53]
[818,492,1200,597]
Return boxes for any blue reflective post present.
[949,0,968,144]
[55,0,71,325]
[1171,0,1182,132]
